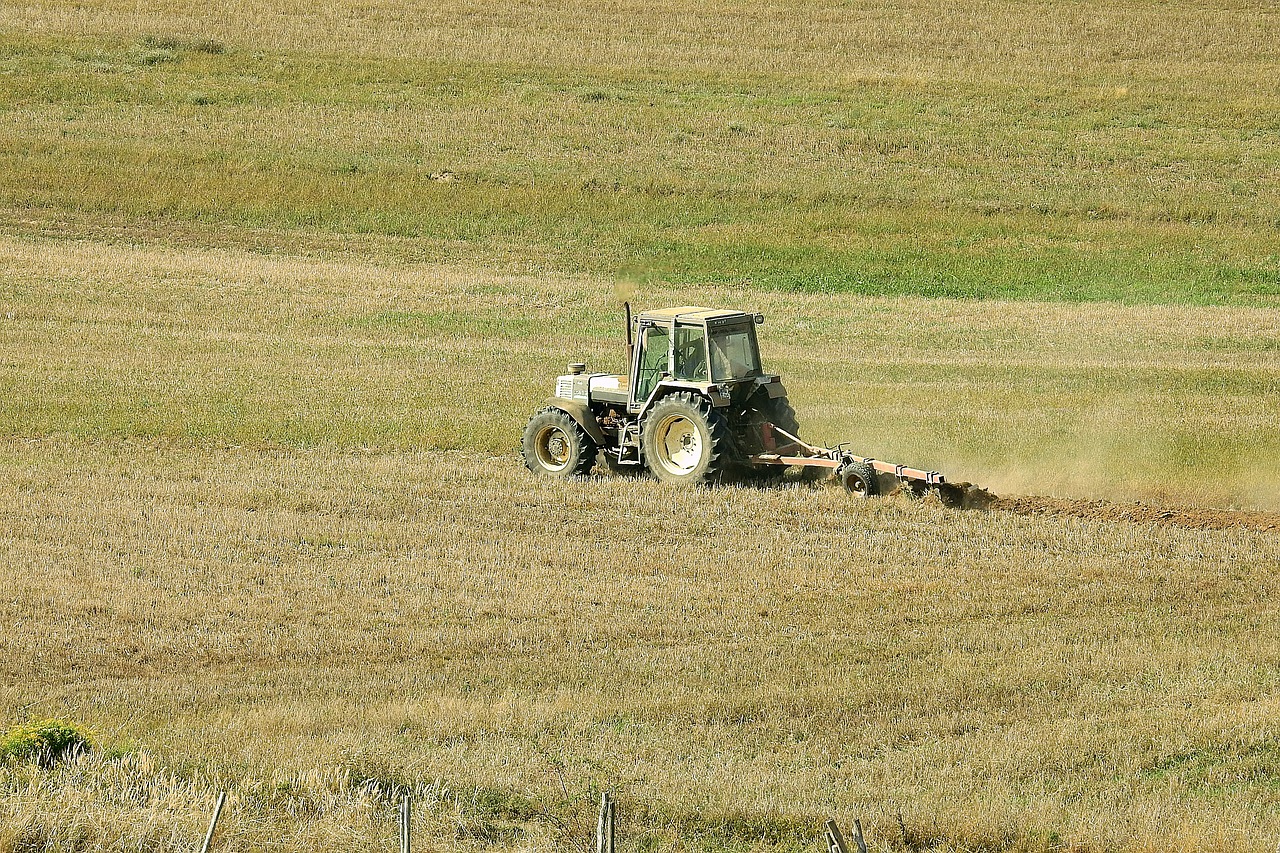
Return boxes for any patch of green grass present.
[342,310,540,339]
[0,719,93,765]
[1,34,1278,303]
[1140,739,1280,796]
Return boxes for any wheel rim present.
[842,469,870,496]
[653,413,703,475]
[534,425,572,472]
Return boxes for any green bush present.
[0,719,93,765]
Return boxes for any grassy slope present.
[3,236,1278,507]
[2,237,1280,851]
[1,0,1278,301]
[3,1,1280,850]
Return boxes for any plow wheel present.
[837,461,879,498]
[522,408,597,478]
[642,392,731,485]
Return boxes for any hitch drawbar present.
[751,425,981,506]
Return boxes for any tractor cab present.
[628,307,765,413]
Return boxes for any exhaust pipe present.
[624,301,634,366]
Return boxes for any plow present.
[750,423,987,507]
[522,304,990,508]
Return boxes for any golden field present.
[2,234,1279,852]
[3,0,1280,849]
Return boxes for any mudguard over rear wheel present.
[522,408,597,478]
[641,392,731,485]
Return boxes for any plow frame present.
[750,425,949,490]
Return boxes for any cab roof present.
[635,306,754,324]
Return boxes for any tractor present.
[522,305,964,500]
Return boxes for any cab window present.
[672,326,708,381]
[634,324,670,402]
[709,325,761,381]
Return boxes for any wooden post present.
[851,820,868,853]
[824,820,848,853]
[596,793,612,853]
[400,796,411,853]
[199,791,226,853]
[607,796,616,853]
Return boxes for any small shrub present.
[0,719,93,766]
[138,49,179,66]
[139,34,184,51]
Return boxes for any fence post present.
[597,792,613,853]
[851,820,868,853]
[400,795,411,853]
[607,794,616,853]
[824,820,848,853]
[199,791,226,853]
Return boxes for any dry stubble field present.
[2,236,1280,852]
[4,0,1280,850]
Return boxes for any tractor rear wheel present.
[759,393,800,441]
[522,408,597,478]
[734,388,802,482]
[641,392,731,485]
[837,461,879,498]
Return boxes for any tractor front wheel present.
[522,408,597,478]
[641,392,731,485]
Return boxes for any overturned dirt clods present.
[992,495,1280,533]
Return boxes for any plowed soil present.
[992,495,1280,533]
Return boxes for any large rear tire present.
[759,393,800,441]
[738,389,802,481]
[641,392,731,485]
[522,408,597,478]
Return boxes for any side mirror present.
[754,313,765,325]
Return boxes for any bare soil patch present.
[993,495,1280,533]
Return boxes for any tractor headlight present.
[718,385,732,400]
